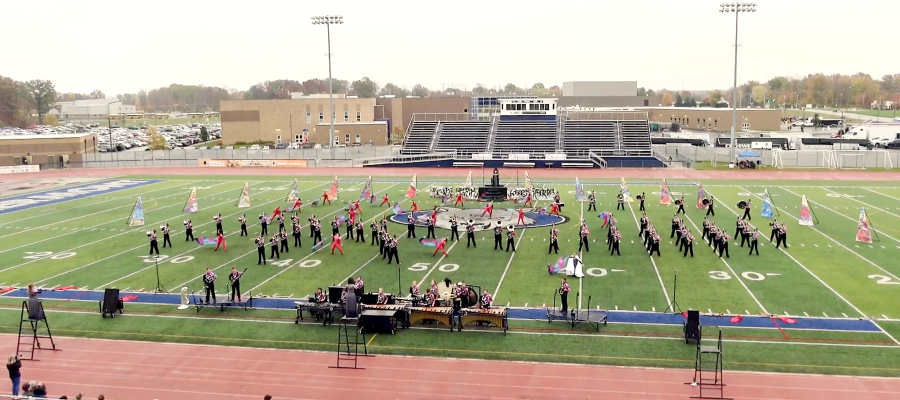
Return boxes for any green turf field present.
[4,175,900,376]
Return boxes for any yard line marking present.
[246,183,412,296]
[29,181,314,287]
[652,307,656,312]
[625,201,671,307]
[708,309,712,314]
[842,313,849,318]
[495,184,547,303]
[800,191,900,244]
[862,187,900,204]
[803,312,809,317]
[823,312,829,317]
[884,314,890,320]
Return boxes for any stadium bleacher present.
[401,121,438,154]
[562,120,617,156]
[620,120,652,154]
[434,121,491,155]
[492,120,558,157]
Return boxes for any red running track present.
[8,335,900,400]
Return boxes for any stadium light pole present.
[312,15,343,161]
[720,2,756,165]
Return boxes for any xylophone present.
[460,307,508,334]
[362,304,410,328]
[409,306,454,330]
[295,300,334,326]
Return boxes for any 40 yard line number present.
[23,251,77,260]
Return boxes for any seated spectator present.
[21,382,33,397]
[32,381,46,397]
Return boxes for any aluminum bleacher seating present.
[434,121,491,155]
[492,120,558,157]
[401,121,437,155]
[620,120,652,154]
[562,120,617,157]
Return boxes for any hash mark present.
[823,312,829,317]
[803,312,809,317]
[842,313,849,318]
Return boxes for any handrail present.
[352,151,458,167]
[588,151,608,168]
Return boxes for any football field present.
[3,174,900,376]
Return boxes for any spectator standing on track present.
[6,355,21,397]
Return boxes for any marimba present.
[460,307,508,335]
[409,306,454,330]
[362,304,410,328]
[295,300,333,326]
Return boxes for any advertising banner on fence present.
[198,159,308,168]
[0,165,40,174]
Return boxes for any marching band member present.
[671,215,681,239]
[578,221,590,252]
[683,230,694,257]
[480,290,493,309]
[426,216,436,239]
[610,228,621,256]
[331,217,340,237]
[259,213,269,236]
[380,216,388,232]
[331,233,344,255]
[712,228,722,253]
[406,213,417,238]
[481,203,494,218]
[616,191,625,210]
[214,213,223,234]
[734,217,743,240]
[707,225,717,247]
[410,200,420,213]
[270,233,280,259]
[410,280,420,297]
[279,229,289,253]
[639,212,649,238]
[505,225,517,252]
[706,196,716,217]
[355,220,365,242]
[379,193,390,207]
[148,229,160,255]
[345,215,354,239]
[387,235,400,264]
[322,190,332,205]
[381,230,390,258]
[308,215,317,238]
[742,198,752,220]
[430,279,439,296]
[376,288,389,305]
[493,222,503,251]
[465,220,477,248]
[702,216,710,239]
[215,229,227,252]
[769,220,780,243]
[450,217,460,241]
[639,192,646,212]
[676,196,685,215]
[355,276,365,296]
[370,222,379,246]
[293,221,302,248]
[255,234,266,265]
[776,223,788,249]
[749,228,760,255]
[741,223,752,248]
[718,232,731,258]
[184,219,194,241]
[239,214,248,236]
[559,277,570,313]
[424,288,437,307]
[649,231,661,257]
[277,213,285,232]
[549,224,560,254]
[433,237,449,257]
[161,223,172,248]
[516,208,526,226]
[454,191,465,208]
[548,202,561,217]
[313,219,322,245]
[203,267,217,304]
[678,226,689,252]
[229,267,242,302]
[315,287,327,303]
[587,191,597,212]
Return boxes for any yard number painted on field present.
[868,275,900,285]
[408,262,459,273]
[23,251,77,260]
[737,192,779,197]
[709,271,773,281]
[138,255,194,264]
[586,268,626,277]
[270,259,321,268]
[825,193,864,198]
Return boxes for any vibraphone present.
[362,304,410,329]
[409,307,454,330]
[295,300,334,326]
[460,307,508,335]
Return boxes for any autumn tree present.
[146,126,168,150]
[24,80,57,125]
[200,126,209,142]
[350,77,379,98]
[88,89,106,99]
[410,84,429,97]
[660,90,674,106]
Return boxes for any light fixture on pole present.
[720,2,756,165]
[311,15,344,160]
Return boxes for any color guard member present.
[481,203,494,218]
[410,201,420,213]
[322,191,332,205]
[454,191,465,208]
[331,233,344,255]
[432,238,448,257]
[379,193,390,207]
[516,208,526,226]
[215,230,227,251]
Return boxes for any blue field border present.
[0,179,163,215]
[3,288,881,333]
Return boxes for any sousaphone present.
[636,194,644,201]
[674,199,681,205]
[737,200,748,209]
[701,198,710,206]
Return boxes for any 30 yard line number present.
[408,263,459,273]
[709,271,767,281]
[869,275,900,285]
[23,251,77,260]
[138,255,194,264]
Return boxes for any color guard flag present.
[761,189,774,218]
[195,237,219,246]
[392,202,404,215]
[406,174,417,198]
[524,171,534,190]
[464,171,473,188]
[620,178,633,203]
[659,179,672,205]
[237,182,251,208]
[799,195,814,226]
[128,197,145,226]
[183,188,198,214]
[418,238,442,247]
[359,176,373,201]
[856,207,873,243]
[328,176,339,199]
[697,182,707,208]
[285,179,300,203]
[575,177,586,201]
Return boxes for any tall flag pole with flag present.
[464,171,473,188]
[659,179,672,205]
[328,176,339,200]
[620,178,633,203]
[799,195,816,226]
[406,174,418,198]
[575,177,586,201]
[696,182,707,208]
[127,197,145,226]
[236,182,251,208]
[183,187,198,214]
[856,207,875,243]
[524,171,534,190]
[359,176,373,201]
[761,189,775,218]
[285,179,300,203]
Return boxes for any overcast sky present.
[4,0,898,95]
